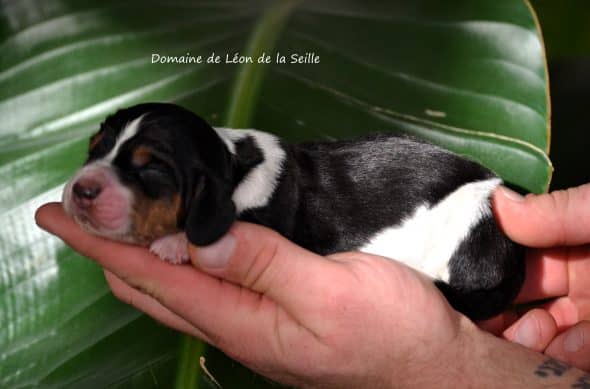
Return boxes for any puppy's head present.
[63,103,236,246]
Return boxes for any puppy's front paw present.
[150,232,190,264]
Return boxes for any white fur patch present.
[104,115,144,162]
[213,127,237,154]
[216,128,286,214]
[150,232,190,264]
[359,178,501,282]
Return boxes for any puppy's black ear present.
[185,175,236,246]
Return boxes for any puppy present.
[63,102,524,320]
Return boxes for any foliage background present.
[1,0,587,387]
[531,0,590,190]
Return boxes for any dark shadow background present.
[532,0,590,190]
[548,58,590,190]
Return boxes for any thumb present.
[493,184,590,247]
[188,222,333,309]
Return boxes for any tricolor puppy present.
[63,102,524,320]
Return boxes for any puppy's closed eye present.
[128,150,177,198]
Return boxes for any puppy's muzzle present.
[72,178,102,208]
[63,162,133,240]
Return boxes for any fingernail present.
[564,327,585,353]
[514,316,540,348]
[194,233,236,269]
[500,186,525,202]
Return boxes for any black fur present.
[244,134,498,253]
[437,219,525,320]
[185,174,236,246]
[96,103,525,320]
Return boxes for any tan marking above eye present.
[132,146,153,167]
[89,131,104,150]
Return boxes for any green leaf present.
[0,1,550,388]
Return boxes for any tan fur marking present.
[89,131,104,150]
[131,193,182,245]
[132,146,152,167]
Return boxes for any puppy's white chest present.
[359,178,500,282]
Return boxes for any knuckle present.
[135,281,160,300]
[109,283,135,306]
[217,337,253,365]
[109,284,126,302]
[319,283,358,319]
[555,189,572,245]
[535,189,570,245]
[241,236,282,291]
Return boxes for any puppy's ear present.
[185,175,236,246]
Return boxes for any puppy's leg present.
[439,216,525,320]
[150,232,190,264]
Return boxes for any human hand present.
[35,203,475,388]
[482,184,590,370]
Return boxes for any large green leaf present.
[0,0,550,387]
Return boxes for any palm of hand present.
[36,203,465,388]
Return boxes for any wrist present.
[390,315,477,388]
[387,313,587,389]
[454,318,588,388]
[442,316,482,388]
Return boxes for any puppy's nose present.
[73,179,102,205]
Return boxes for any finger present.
[502,309,558,352]
[544,321,590,371]
[493,184,590,247]
[35,203,279,346]
[514,248,569,303]
[36,202,190,294]
[103,270,213,342]
[477,311,519,336]
[189,221,338,313]
[544,297,581,330]
[36,204,211,320]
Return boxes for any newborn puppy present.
[63,102,524,320]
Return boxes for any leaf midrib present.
[174,2,300,388]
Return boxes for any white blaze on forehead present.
[104,114,145,162]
